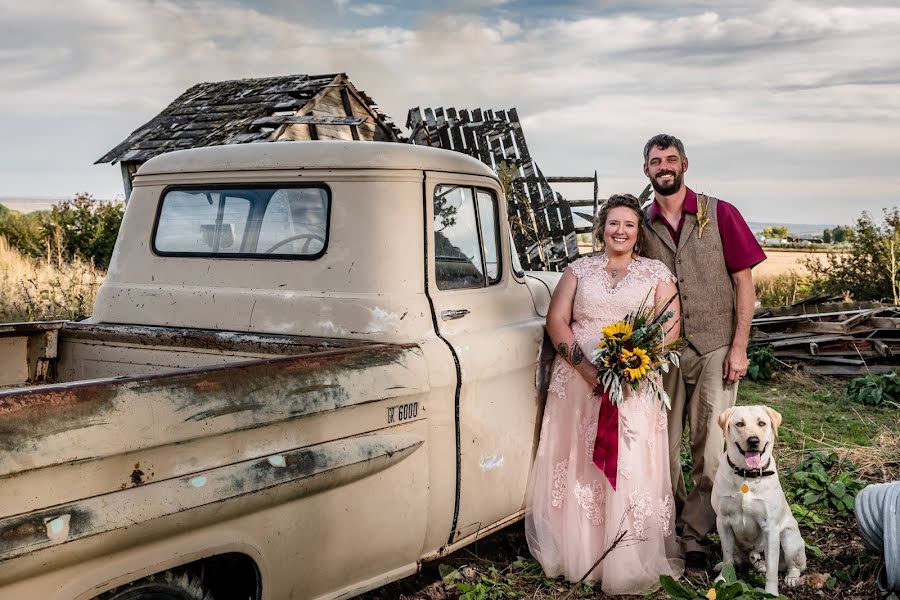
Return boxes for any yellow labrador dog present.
[712,405,806,596]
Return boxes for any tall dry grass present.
[754,270,816,308]
[0,235,104,322]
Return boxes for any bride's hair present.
[592,193,646,255]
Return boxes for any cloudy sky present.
[2,0,899,225]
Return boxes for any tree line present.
[760,224,855,243]
[0,194,123,270]
[804,208,900,305]
[1,196,897,305]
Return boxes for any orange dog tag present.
[741,483,750,494]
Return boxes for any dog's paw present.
[785,570,803,588]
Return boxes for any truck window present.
[153,185,329,258]
[434,185,501,290]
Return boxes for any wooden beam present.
[802,364,897,376]
[253,115,365,126]
[752,308,877,326]
[537,176,596,183]
[868,317,900,329]
[339,87,361,140]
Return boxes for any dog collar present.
[727,456,775,478]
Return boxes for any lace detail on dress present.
[548,361,574,401]
[568,256,677,358]
[628,490,653,534]
[568,256,606,281]
[642,258,677,287]
[552,459,569,508]
[578,409,599,459]
[574,479,605,526]
[618,464,633,480]
[658,495,675,536]
[655,407,667,432]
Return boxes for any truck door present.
[425,172,545,543]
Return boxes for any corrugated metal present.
[855,481,900,591]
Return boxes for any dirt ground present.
[359,518,884,600]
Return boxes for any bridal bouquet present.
[591,293,683,409]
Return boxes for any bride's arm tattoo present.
[571,344,584,366]
[557,342,584,366]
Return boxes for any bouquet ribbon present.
[591,386,619,490]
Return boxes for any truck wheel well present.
[194,553,260,600]
[96,553,261,600]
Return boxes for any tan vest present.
[643,194,735,355]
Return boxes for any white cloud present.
[349,3,389,17]
[1,0,898,222]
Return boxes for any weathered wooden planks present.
[407,106,585,271]
[751,303,900,376]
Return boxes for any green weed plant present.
[846,370,900,407]
[660,564,787,599]
[746,343,777,382]
[785,451,865,515]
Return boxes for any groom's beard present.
[650,170,684,196]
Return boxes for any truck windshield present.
[153,185,330,258]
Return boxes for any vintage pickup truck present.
[0,141,564,599]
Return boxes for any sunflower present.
[620,347,651,380]
[602,321,633,341]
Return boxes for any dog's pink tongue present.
[745,451,761,469]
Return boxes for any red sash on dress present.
[592,388,619,490]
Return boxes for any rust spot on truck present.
[0,508,92,555]
[0,384,117,417]
[61,322,377,356]
[0,343,422,471]
[131,468,145,486]
[191,379,224,392]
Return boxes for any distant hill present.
[0,197,65,213]
[747,222,835,238]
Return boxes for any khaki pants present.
[665,344,738,554]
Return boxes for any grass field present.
[361,372,899,600]
[753,250,834,278]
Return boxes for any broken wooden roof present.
[96,73,402,165]
[407,106,580,271]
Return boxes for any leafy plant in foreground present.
[660,564,787,599]
[785,451,865,515]
[846,370,900,407]
[746,343,777,382]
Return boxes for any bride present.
[525,193,684,595]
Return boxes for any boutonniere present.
[696,196,710,239]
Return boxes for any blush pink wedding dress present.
[525,254,684,595]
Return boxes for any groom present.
[640,134,766,569]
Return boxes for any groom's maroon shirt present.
[646,187,766,273]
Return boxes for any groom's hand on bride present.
[723,344,749,385]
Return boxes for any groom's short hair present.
[643,134,686,164]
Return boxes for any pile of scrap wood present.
[751,301,900,376]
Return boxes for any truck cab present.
[0,141,561,599]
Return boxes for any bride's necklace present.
[607,258,632,280]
